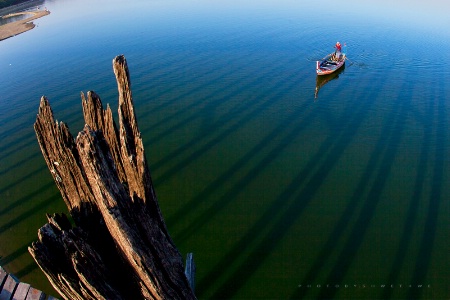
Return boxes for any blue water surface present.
[1,0,449,299]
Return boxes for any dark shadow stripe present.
[197,71,368,299]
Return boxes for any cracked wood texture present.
[29,55,196,300]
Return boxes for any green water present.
[1,0,450,298]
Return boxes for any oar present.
[344,56,356,66]
[342,43,354,64]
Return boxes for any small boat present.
[316,52,346,76]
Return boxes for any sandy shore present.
[0,9,50,41]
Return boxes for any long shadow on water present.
[291,68,384,299]
[381,75,436,299]
[406,80,446,299]
[0,193,59,235]
[194,72,364,298]
[141,25,297,139]
[0,195,58,279]
[0,180,56,219]
[0,242,35,266]
[132,27,263,119]
[193,102,315,296]
[0,260,39,283]
[0,131,36,162]
[199,76,371,299]
[292,66,412,299]
[161,53,305,220]
[0,249,41,279]
[14,262,39,279]
[152,55,298,187]
[170,67,309,243]
[0,162,49,198]
[147,74,261,175]
[290,88,391,298]
[312,72,410,300]
[138,48,260,137]
[0,145,42,178]
[136,52,234,119]
[143,52,275,164]
[0,94,80,145]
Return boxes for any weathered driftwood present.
[29,55,196,300]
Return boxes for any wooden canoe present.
[316,53,346,75]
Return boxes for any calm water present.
[1,0,449,299]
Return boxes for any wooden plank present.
[24,287,45,300]
[0,274,19,300]
[0,267,8,290]
[0,267,52,300]
[12,282,30,300]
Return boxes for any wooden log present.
[30,216,128,300]
[29,55,196,300]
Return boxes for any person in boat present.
[332,42,342,61]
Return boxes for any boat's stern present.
[316,61,324,75]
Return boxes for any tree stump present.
[29,55,196,300]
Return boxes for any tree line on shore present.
[0,0,35,10]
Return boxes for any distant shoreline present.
[0,0,45,16]
[0,9,50,41]
[0,0,29,11]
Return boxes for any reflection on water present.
[0,14,32,25]
[314,64,345,99]
[0,0,44,18]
